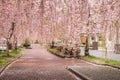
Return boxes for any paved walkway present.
[69,65,120,80]
[81,47,120,62]
[0,44,92,80]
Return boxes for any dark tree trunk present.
[5,22,15,57]
[85,36,89,56]
[50,40,55,48]
[5,39,10,57]
[13,36,18,53]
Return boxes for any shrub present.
[35,40,39,44]
[23,38,31,48]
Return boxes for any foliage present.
[23,38,31,48]
[0,0,119,51]
[34,40,39,44]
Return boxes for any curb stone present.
[49,51,71,58]
[49,50,81,59]
[50,52,65,58]
[67,67,92,80]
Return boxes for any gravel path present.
[0,44,91,80]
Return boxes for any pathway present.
[0,44,92,80]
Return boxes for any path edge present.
[67,67,92,80]
[0,54,23,75]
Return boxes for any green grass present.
[81,55,120,67]
[0,48,24,68]
[47,47,59,54]
[47,47,66,57]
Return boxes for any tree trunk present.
[13,36,18,53]
[5,39,10,57]
[85,36,89,56]
[50,40,54,48]
[5,47,10,57]
[116,26,119,44]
